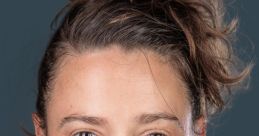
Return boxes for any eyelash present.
[71,128,100,136]
[143,130,168,136]
[72,130,168,136]
[73,131,167,136]
[72,131,97,136]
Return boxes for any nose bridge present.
[107,115,135,136]
[109,124,132,136]
[112,131,131,136]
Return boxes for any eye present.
[73,131,97,136]
[147,132,167,136]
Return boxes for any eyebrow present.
[59,112,181,129]
[136,112,182,129]
[59,115,107,129]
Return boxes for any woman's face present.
[33,45,195,136]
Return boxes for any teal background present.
[0,0,258,135]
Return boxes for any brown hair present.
[36,0,252,133]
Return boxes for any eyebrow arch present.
[59,115,107,129]
[136,112,182,128]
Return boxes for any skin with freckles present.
[33,45,197,136]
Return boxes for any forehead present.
[48,45,190,127]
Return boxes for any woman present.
[32,0,252,136]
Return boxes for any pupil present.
[77,132,95,136]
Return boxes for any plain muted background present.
[0,0,258,135]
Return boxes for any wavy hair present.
[31,0,252,135]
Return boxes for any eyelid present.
[70,128,102,136]
[141,128,170,136]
